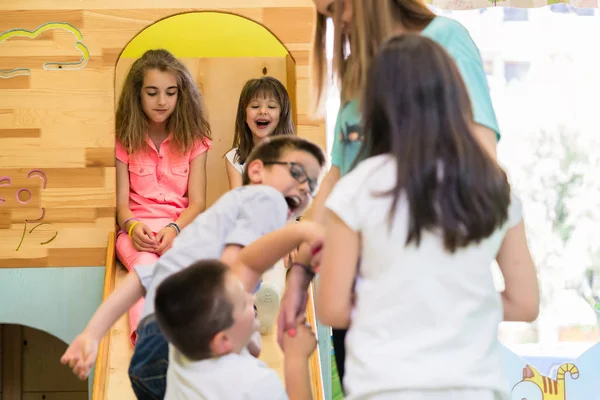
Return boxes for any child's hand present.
[282,318,317,360]
[155,225,177,255]
[131,223,157,253]
[284,247,299,269]
[294,242,323,273]
[247,329,262,358]
[60,333,99,380]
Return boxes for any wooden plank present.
[262,8,315,44]
[0,76,30,90]
[0,325,3,393]
[91,232,115,400]
[286,54,298,128]
[0,168,106,189]
[0,129,40,139]
[306,284,325,400]
[21,327,87,392]
[2,325,23,400]
[85,148,115,168]
[103,262,136,400]
[47,248,106,267]
[22,393,87,400]
[0,1,315,10]
[0,10,83,31]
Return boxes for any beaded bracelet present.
[286,262,316,280]
[166,222,181,235]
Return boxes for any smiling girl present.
[224,76,296,335]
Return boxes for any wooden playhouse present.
[0,1,327,399]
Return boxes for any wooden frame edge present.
[91,231,116,400]
[306,282,325,400]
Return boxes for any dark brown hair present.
[116,49,211,155]
[230,76,295,165]
[155,260,233,361]
[360,34,510,252]
[241,135,326,185]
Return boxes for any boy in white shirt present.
[155,259,316,400]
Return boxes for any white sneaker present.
[254,282,280,335]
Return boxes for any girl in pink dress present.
[115,49,212,344]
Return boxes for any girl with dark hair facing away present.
[282,0,505,385]
[310,35,539,400]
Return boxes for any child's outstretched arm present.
[497,220,540,322]
[60,270,146,379]
[230,221,324,293]
[282,317,317,400]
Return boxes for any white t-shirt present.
[225,147,244,174]
[325,155,521,400]
[165,346,288,400]
[135,185,288,321]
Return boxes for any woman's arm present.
[174,152,208,230]
[473,123,497,160]
[226,158,243,189]
[306,165,341,224]
[315,210,359,329]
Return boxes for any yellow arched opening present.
[114,11,298,208]
[119,11,290,59]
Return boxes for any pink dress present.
[115,135,211,344]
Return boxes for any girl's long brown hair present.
[360,34,510,252]
[310,0,435,114]
[116,49,211,155]
[230,76,295,165]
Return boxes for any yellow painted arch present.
[120,12,289,59]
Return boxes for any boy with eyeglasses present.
[61,135,326,400]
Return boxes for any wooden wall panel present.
[0,3,325,268]
[21,327,87,393]
[0,325,88,399]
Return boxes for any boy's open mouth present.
[285,196,301,213]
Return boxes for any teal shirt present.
[330,16,500,176]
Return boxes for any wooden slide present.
[91,233,324,400]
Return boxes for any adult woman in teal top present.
[280,0,501,388]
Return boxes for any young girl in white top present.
[225,76,295,334]
[312,35,541,400]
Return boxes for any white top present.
[165,346,288,400]
[325,155,521,400]
[226,147,244,174]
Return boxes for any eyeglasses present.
[263,161,318,196]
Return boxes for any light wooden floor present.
[103,265,286,399]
